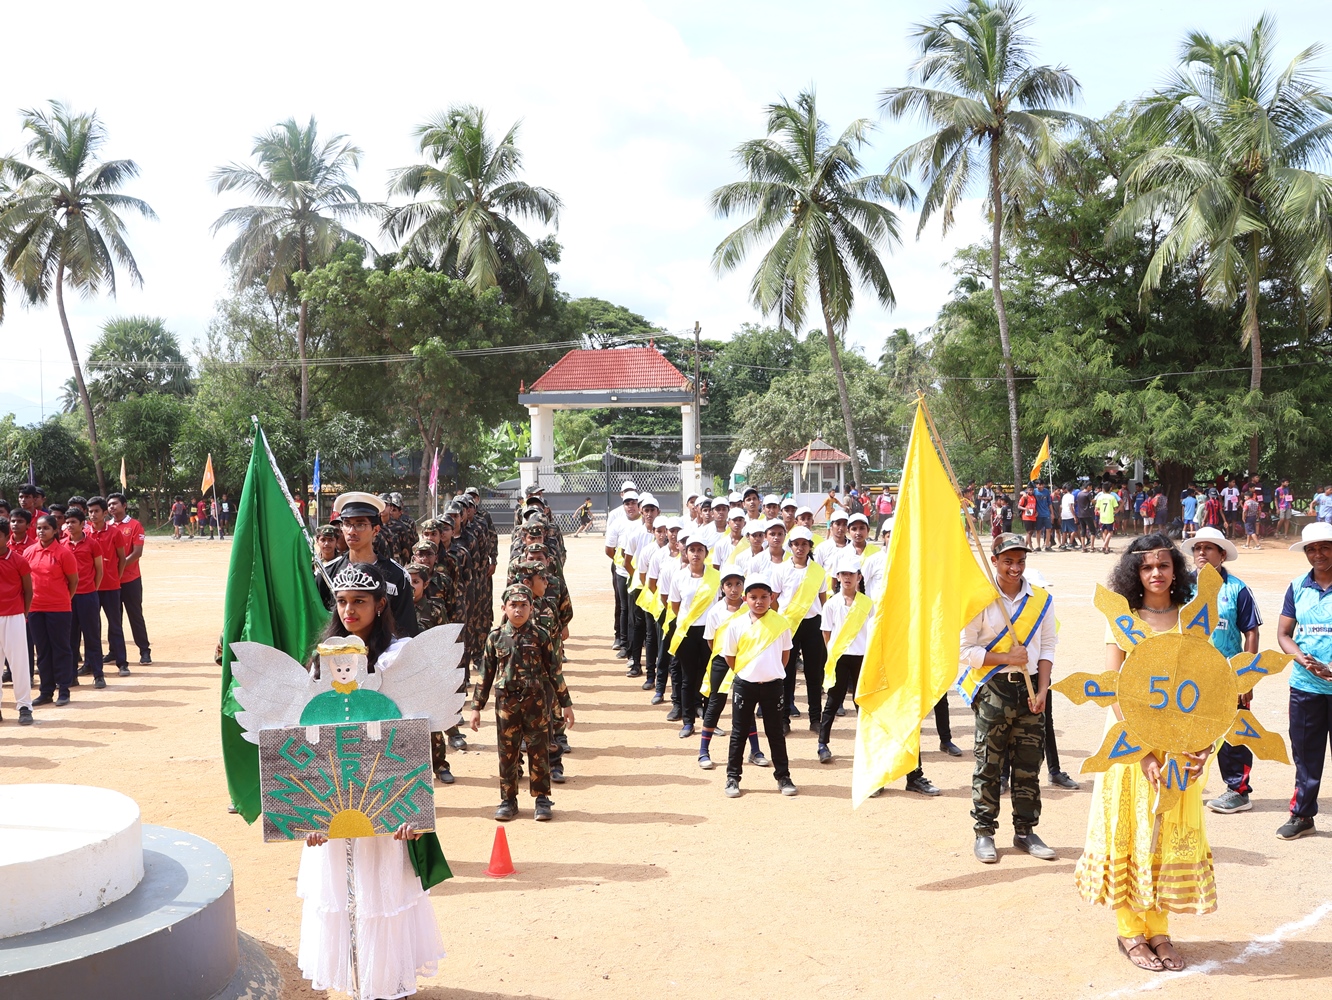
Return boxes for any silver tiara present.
[331,564,379,592]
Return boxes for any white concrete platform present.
[0,784,143,939]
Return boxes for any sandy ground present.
[2,531,1330,999]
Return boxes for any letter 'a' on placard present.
[1081,720,1148,774]
[1228,709,1291,764]
[257,718,435,843]
[1179,563,1222,641]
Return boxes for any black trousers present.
[31,610,74,696]
[70,592,104,680]
[99,589,127,667]
[644,611,661,679]
[1290,686,1332,818]
[727,677,790,782]
[120,577,151,657]
[933,694,952,743]
[701,655,732,729]
[788,615,827,720]
[611,567,626,647]
[654,616,675,695]
[675,625,709,723]
[626,602,647,670]
[819,654,862,744]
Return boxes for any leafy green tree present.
[211,116,371,423]
[0,414,97,501]
[104,393,188,519]
[385,106,562,306]
[61,316,191,415]
[569,297,662,348]
[1116,14,1332,473]
[0,101,156,494]
[880,0,1081,491]
[712,89,911,490]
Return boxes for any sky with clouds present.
[1,0,1325,424]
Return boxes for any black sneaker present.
[31,694,53,707]
[139,653,152,665]
[650,693,664,705]
[665,708,682,722]
[94,677,107,689]
[724,778,742,798]
[551,764,566,784]
[77,665,92,676]
[748,750,770,768]
[789,706,801,718]
[448,732,468,751]
[118,666,131,677]
[817,744,832,764]
[777,777,798,797]
[55,692,71,707]
[18,707,33,726]
[640,679,653,690]
[626,666,643,678]
[1,668,9,682]
[495,799,518,821]
[940,740,964,757]
[555,734,571,755]
[809,720,820,732]
[905,774,941,796]
[1049,770,1081,790]
[836,706,847,717]
[435,766,455,785]
[534,796,553,822]
[1276,815,1316,840]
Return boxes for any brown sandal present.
[1117,935,1164,971]
[1148,935,1185,971]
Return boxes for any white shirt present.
[820,593,873,656]
[756,551,788,593]
[733,545,766,575]
[720,612,793,683]
[703,599,745,641]
[606,515,643,578]
[606,503,629,532]
[1222,487,1240,511]
[861,548,888,603]
[622,522,655,576]
[959,579,1057,677]
[711,532,743,568]
[668,568,713,615]
[639,538,669,585]
[813,538,849,570]
[778,560,825,619]
[653,551,681,597]
[1060,492,1075,520]
[693,522,720,549]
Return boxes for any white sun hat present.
[1290,521,1332,552]
[1180,526,1239,562]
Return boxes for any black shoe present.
[940,740,963,757]
[712,726,727,738]
[32,694,54,707]
[777,777,798,796]
[817,744,832,764]
[641,679,653,690]
[69,678,80,687]
[905,775,940,796]
[783,718,791,734]
[974,835,998,864]
[495,799,518,821]
[551,765,566,784]
[139,653,152,665]
[1049,770,1081,790]
[555,735,571,755]
[836,706,846,717]
[1,668,9,682]
[809,720,820,732]
[665,708,682,722]
[1276,815,1316,840]
[94,677,107,689]
[55,692,71,707]
[435,766,455,785]
[18,707,33,726]
[724,778,742,798]
[118,666,131,677]
[650,693,664,705]
[534,796,553,821]
[448,732,468,751]
[1013,832,1057,860]
[77,665,92,676]
[678,724,695,739]
[789,706,801,718]
[626,666,643,678]
[748,750,770,768]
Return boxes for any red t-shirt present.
[0,547,31,617]
[116,517,146,583]
[65,534,100,595]
[93,524,126,590]
[1018,494,1037,523]
[23,540,77,612]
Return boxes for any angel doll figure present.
[231,562,465,999]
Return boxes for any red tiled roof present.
[784,439,851,463]
[529,347,691,392]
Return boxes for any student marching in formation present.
[697,567,766,770]
[780,526,828,728]
[605,489,643,667]
[957,533,1058,864]
[667,533,721,737]
[647,518,684,709]
[711,507,748,569]
[734,518,768,574]
[816,552,873,763]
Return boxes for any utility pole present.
[693,321,702,495]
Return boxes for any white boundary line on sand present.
[1097,900,1332,998]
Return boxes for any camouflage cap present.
[524,542,549,555]
[412,540,437,554]
[523,522,546,535]
[405,562,432,577]
[315,525,340,539]
[464,486,481,497]
[502,584,533,603]
[418,517,440,531]
[515,560,545,577]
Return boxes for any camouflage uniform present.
[475,598,571,802]
[971,674,1045,836]
[516,561,569,769]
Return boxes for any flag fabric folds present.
[428,448,439,494]
[119,456,127,491]
[201,453,216,494]
[220,424,331,822]
[1029,435,1050,483]
[852,403,996,806]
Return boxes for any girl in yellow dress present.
[1074,533,1215,973]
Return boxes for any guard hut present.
[518,346,702,509]
[785,438,852,509]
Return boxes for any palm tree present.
[0,102,156,495]
[880,0,1081,491]
[711,88,911,490]
[1116,15,1332,474]
[384,105,562,305]
[211,116,370,422]
[61,316,192,415]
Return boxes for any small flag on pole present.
[428,448,439,494]
[27,458,35,486]
[201,453,216,494]
[312,451,321,499]
[800,439,815,488]
[1029,436,1050,483]
[119,456,127,491]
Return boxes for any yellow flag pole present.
[916,394,1037,705]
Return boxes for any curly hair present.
[1108,533,1195,610]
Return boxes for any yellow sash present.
[668,566,720,654]
[719,611,788,694]
[955,585,1052,706]
[824,593,874,689]
[781,562,826,630]
[700,604,747,698]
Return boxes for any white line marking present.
[1097,900,1332,998]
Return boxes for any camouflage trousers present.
[971,673,1044,836]
[543,681,565,768]
[496,685,551,801]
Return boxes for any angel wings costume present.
[231,603,466,999]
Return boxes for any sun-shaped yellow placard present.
[1053,564,1291,814]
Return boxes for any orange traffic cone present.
[485,825,516,878]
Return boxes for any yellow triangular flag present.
[852,403,996,805]
[1029,435,1050,483]
[119,456,127,491]
[202,453,216,494]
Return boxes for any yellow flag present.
[201,453,216,494]
[1029,435,1050,483]
[119,455,127,490]
[852,403,996,805]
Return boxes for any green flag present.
[220,423,330,822]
